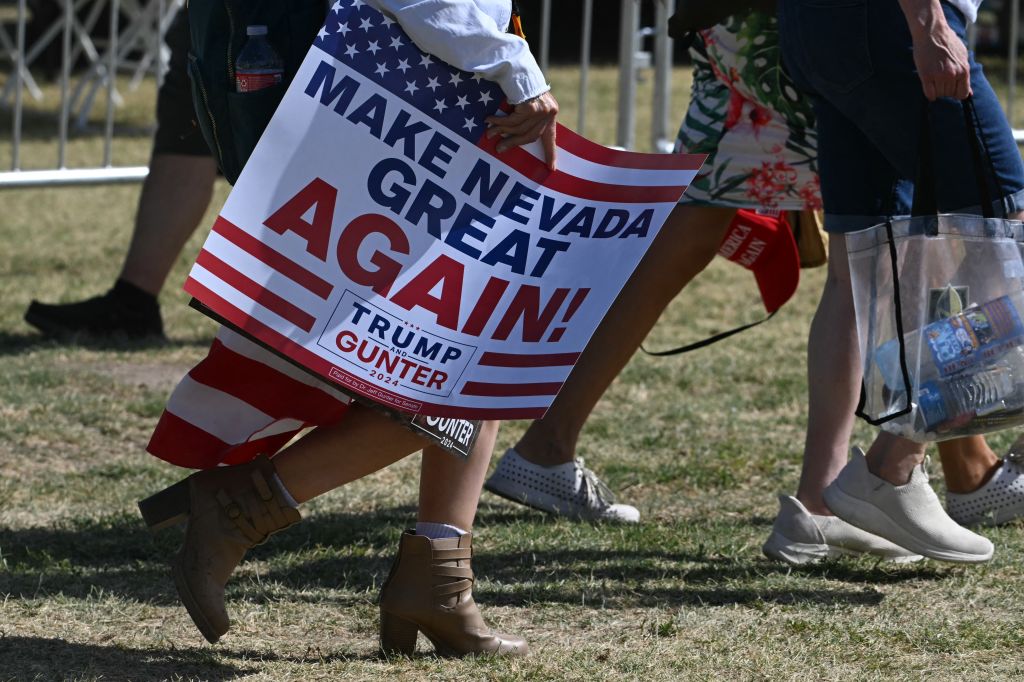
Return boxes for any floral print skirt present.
[675,13,822,210]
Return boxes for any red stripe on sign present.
[556,123,706,171]
[460,381,563,397]
[191,338,349,425]
[195,250,317,332]
[211,216,334,299]
[477,351,581,367]
[477,134,686,203]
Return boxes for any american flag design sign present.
[182,0,705,420]
[315,0,507,145]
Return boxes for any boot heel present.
[138,479,191,531]
[379,610,418,655]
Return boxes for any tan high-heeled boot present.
[378,530,527,657]
[138,454,301,643]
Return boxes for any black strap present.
[854,219,914,425]
[911,96,999,219]
[911,100,938,218]
[641,311,775,356]
[962,96,997,219]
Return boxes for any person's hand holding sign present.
[485,91,560,171]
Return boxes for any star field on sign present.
[315,0,506,143]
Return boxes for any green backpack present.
[186,0,327,184]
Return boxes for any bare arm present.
[898,0,972,100]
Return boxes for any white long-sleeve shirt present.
[368,0,549,104]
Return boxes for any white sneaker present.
[763,495,922,565]
[824,448,994,564]
[947,450,1024,526]
[484,448,640,523]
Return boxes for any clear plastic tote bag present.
[849,99,1024,442]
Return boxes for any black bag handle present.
[963,96,998,219]
[854,217,915,425]
[910,96,998,219]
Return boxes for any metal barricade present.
[0,0,180,188]
[533,0,675,152]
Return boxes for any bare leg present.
[795,236,861,514]
[795,239,949,498]
[938,437,1000,493]
[273,403,429,503]
[119,153,218,295]
[863,430,926,484]
[418,421,499,530]
[273,408,497,526]
[515,205,737,466]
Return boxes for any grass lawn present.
[3,62,1024,681]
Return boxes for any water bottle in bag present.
[874,293,1024,433]
[917,350,1024,431]
[235,25,283,93]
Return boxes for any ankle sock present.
[415,522,467,539]
[111,278,159,310]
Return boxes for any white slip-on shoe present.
[484,448,640,523]
[762,494,923,565]
[824,448,994,564]
[947,448,1024,526]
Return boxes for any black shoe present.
[24,279,164,340]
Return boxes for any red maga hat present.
[717,209,800,313]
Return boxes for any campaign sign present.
[184,0,705,420]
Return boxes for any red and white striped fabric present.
[147,326,350,469]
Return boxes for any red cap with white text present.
[717,209,800,313]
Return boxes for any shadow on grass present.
[0,635,250,681]
[0,505,947,611]
[0,330,213,356]
[0,633,434,678]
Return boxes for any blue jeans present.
[778,0,1024,232]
